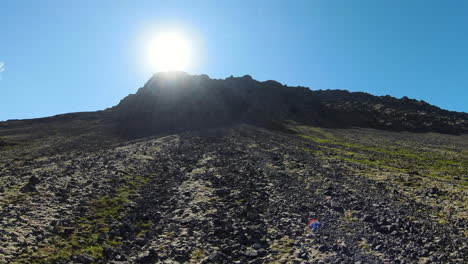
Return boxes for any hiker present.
[308,219,321,232]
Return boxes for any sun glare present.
[147,32,191,72]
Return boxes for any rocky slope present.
[0,72,467,263]
[1,123,467,263]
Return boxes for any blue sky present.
[1,0,467,121]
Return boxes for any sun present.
[147,32,191,72]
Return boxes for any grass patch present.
[190,248,206,263]
[296,128,468,185]
[358,238,371,250]
[269,236,296,263]
[344,210,357,222]
[14,174,150,264]
[294,125,468,222]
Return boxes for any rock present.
[207,251,224,262]
[243,248,258,257]
[257,249,267,257]
[28,175,41,185]
[59,227,75,238]
[136,249,158,264]
[97,232,106,242]
[363,215,376,223]
[135,237,146,246]
[103,246,117,258]
[76,254,95,264]
[20,176,40,192]
[376,224,394,234]
[318,245,329,252]
[115,254,128,261]
[331,205,345,214]
[298,249,308,259]
[252,243,264,249]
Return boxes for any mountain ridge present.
[2,72,466,137]
[112,72,468,137]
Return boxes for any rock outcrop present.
[112,72,468,137]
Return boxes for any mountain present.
[0,72,467,263]
[112,72,468,137]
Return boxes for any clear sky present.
[1,0,467,121]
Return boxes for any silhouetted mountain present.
[112,72,468,137]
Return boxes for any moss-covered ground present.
[291,125,468,221]
[13,174,149,264]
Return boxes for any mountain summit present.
[112,72,468,137]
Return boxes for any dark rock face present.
[313,90,468,134]
[112,72,319,137]
[112,72,468,137]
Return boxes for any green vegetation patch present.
[269,235,296,263]
[296,128,468,185]
[190,248,207,263]
[293,125,468,221]
[14,174,150,264]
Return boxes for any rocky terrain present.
[0,72,467,263]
